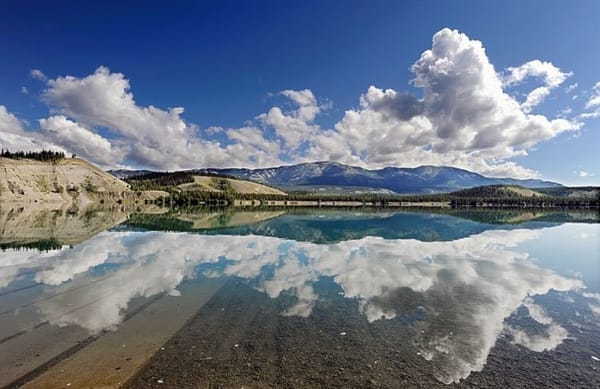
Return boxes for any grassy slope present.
[178,176,287,196]
[536,187,599,198]
[500,186,545,197]
[450,185,546,198]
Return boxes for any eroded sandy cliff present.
[0,158,131,205]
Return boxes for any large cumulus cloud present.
[0,28,588,177]
[39,66,286,170]
[0,105,57,152]
[328,29,578,177]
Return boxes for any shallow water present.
[1,208,599,387]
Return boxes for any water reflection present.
[0,203,130,248]
[2,214,598,383]
[126,208,584,242]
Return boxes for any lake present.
[1,207,599,387]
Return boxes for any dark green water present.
[1,209,599,387]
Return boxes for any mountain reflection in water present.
[0,209,598,385]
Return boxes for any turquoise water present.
[1,209,599,386]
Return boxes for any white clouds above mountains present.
[0,105,27,141]
[585,82,600,109]
[38,115,124,166]
[579,82,600,119]
[30,68,47,81]
[0,105,55,152]
[326,29,578,177]
[504,59,572,113]
[257,89,323,152]
[573,169,594,178]
[0,28,587,177]
[38,66,285,169]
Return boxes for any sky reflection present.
[1,220,598,383]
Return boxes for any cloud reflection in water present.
[0,227,592,383]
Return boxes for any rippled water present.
[1,208,599,387]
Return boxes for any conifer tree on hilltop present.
[0,149,65,162]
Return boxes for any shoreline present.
[4,279,225,389]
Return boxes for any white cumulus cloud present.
[504,59,572,113]
[257,89,325,151]
[579,81,600,119]
[585,82,600,109]
[39,115,125,167]
[2,28,586,178]
[565,83,578,94]
[573,169,594,178]
[0,105,58,152]
[30,68,47,81]
[40,66,285,169]
[321,29,578,177]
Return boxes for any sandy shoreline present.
[2,279,225,389]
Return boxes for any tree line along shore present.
[0,152,597,209]
[149,190,598,209]
[132,173,598,208]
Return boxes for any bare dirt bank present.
[0,158,132,206]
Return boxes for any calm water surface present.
[1,208,599,387]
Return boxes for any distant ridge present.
[109,169,155,179]
[110,161,562,195]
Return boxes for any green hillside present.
[450,185,546,198]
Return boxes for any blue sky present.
[0,0,598,184]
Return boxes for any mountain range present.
[110,162,562,195]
